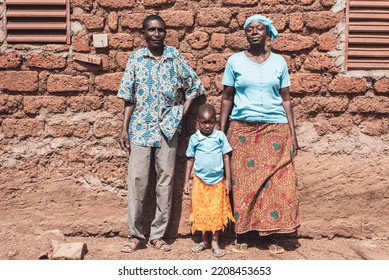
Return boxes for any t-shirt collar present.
[196,129,217,140]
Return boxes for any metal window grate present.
[346,0,389,70]
[5,0,70,44]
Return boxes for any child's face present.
[197,111,216,136]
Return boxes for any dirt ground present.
[1,229,388,260]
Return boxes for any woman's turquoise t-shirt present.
[222,52,290,123]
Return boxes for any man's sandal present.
[231,242,248,253]
[121,238,140,253]
[191,242,209,253]
[268,244,285,255]
[212,245,226,258]
[149,239,172,252]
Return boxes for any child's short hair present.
[197,103,216,118]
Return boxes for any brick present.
[187,31,209,50]
[94,120,121,138]
[206,95,222,114]
[73,55,110,72]
[198,8,232,27]
[67,96,103,112]
[74,122,91,138]
[328,77,367,94]
[222,0,257,6]
[202,54,226,72]
[214,74,224,93]
[306,11,341,30]
[108,33,134,49]
[349,96,389,114]
[318,33,337,51]
[374,78,389,94]
[72,34,90,52]
[304,51,335,71]
[290,73,322,94]
[24,96,67,114]
[226,31,248,50]
[2,118,44,138]
[26,54,67,69]
[116,51,132,69]
[159,11,194,27]
[143,0,175,7]
[289,13,304,31]
[95,73,123,92]
[359,117,389,136]
[182,53,197,70]
[272,34,314,52]
[0,95,23,114]
[301,96,349,113]
[165,30,180,49]
[210,33,225,50]
[120,13,147,29]
[320,0,336,7]
[105,95,123,113]
[72,0,93,10]
[200,75,211,90]
[80,15,105,31]
[47,75,89,93]
[0,71,38,92]
[46,123,74,137]
[0,52,21,69]
[97,0,135,8]
[108,13,118,31]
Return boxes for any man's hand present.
[119,130,130,151]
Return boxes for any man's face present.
[143,19,166,49]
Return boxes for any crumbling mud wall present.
[0,0,388,239]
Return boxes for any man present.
[117,15,205,253]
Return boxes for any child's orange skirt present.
[190,175,235,234]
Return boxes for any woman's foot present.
[268,244,285,254]
[231,242,248,253]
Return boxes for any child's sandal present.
[191,242,208,253]
[212,245,226,258]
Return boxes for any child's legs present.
[127,143,152,241]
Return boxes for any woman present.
[220,15,300,254]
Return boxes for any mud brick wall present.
[0,0,388,239]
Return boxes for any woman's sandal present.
[212,245,226,258]
[268,244,285,255]
[149,239,172,252]
[121,238,140,253]
[231,242,248,253]
[191,242,209,253]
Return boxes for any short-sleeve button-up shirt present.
[117,46,205,147]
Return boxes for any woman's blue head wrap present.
[243,15,278,40]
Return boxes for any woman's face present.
[245,21,267,46]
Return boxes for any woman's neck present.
[246,45,267,57]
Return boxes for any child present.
[184,103,235,258]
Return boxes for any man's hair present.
[142,15,166,30]
[197,103,216,119]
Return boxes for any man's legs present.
[149,133,178,241]
[127,143,151,241]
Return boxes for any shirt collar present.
[142,45,173,60]
[196,129,217,140]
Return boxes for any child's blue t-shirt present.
[186,129,232,185]
[222,51,291,123]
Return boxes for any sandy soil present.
[1,230,388,260]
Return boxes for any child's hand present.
[224,179,231,195]
[184,182,191,195]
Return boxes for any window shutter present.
[346,0,389,70]
[5,0,70,44]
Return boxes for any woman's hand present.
[184,182,191,195]
[292,134,299,157]
[224,178,231,195]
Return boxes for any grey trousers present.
[127,133,177,241]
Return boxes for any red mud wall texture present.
[0,0,388,239]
